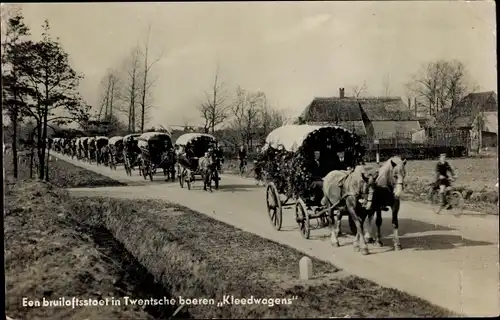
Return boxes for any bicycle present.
[428,178,464,216]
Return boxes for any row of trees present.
[2,9,90,179]
[95,25,163,134]
[345,59,478,126]
[197,67,285,150]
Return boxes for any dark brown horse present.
[160,149,177,181]
[364,156,407,251]
[322,165,378,255]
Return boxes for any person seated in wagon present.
[306,150,332,205]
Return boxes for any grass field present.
[74,196,454,318]
[4,154,126,188]
[3,155,455,318]
[223,156,499,214]
[4,181,174,320]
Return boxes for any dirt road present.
[53,154,499,317]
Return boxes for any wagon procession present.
[49,130,224,192]
[48,123,464,254]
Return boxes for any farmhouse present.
[298,88,422,145]
[449,91,498,148]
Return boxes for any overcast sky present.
[13,1,498,126]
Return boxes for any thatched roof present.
[300,97,363,122]
[300,96,418,123]
[359,97,417,121]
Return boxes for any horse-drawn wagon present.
[123,133,142,176]
[262,124,366,240]
[137,131,176,181]
[175,133,221,191]
[94,136,109,166]
[107,136,124,170]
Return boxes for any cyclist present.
[238,145,247,173]
[434,153,456,209]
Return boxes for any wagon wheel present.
[429,188,443,214]
[296,198,310,239]
[266,182,283,231]
[448,190,464,216]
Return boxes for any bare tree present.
[118,46,141,133]
[230,86,262,147]
[382,74,392,97]
[198,65,229,134]
[260,101,285,140]
[138,24,163,132]
[406,59,477,124]
[350,80,368,98]
[98,68,120,121]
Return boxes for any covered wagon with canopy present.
[138,131,175,181]
[94,136,109,166]
[107,136,124,170]
[175,133,221,190]
[87,137,97,163]
[261,124,365,239]
[122,133,142,176]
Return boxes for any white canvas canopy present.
[95,136,109,142]
[139,131,172,141]
[264,124,351,152]
[108,136,123,145]
[175,133,216,146]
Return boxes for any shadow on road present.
[401,234,494,251]
[393,218,455,235]
[216,184,264,192]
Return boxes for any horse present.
[159,149,177,181]
[198,151,216,192]
[363,156,407,251]
[321,165,378,255]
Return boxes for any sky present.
[8,1,498,127]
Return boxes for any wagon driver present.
[307,150,330,204]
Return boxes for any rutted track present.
[53,153,499,316]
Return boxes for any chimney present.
[339,88,345,99]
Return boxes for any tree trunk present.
[39,102,49,180]
[45,146,50,181]
[29,137,34,179]
[109,81,114,118]
[11,112,18,179]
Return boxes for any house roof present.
[358,97,417,121]
[371,120,421,138]
[300,97,364,122]
[454,91,497,117]
[300,96,418,123]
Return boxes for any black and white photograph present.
[2,1,498,319]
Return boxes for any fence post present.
[374,139,380,164]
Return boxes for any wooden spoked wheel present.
[266,182,283,231]
[295,197,310,239]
